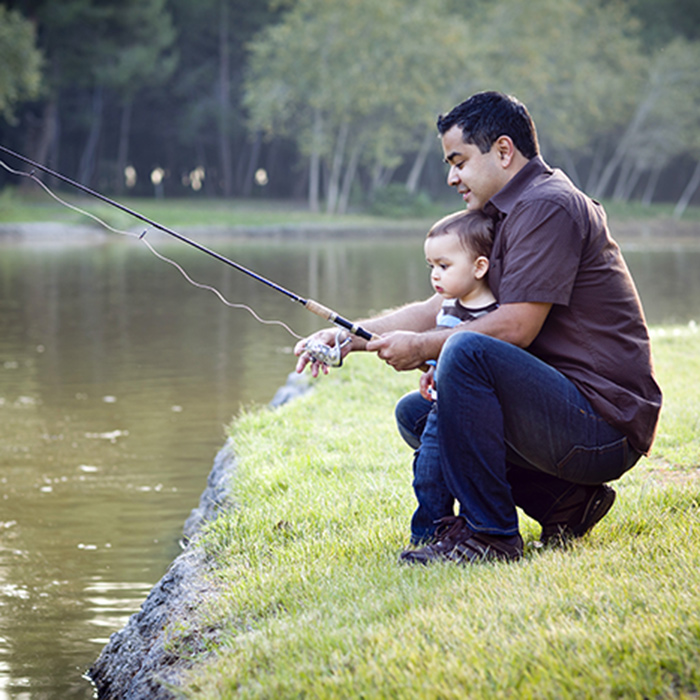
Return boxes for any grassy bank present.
[1,185,699,231]
[0,187,439,230]
[167,325,700,699]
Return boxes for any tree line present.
[1,0,699,216]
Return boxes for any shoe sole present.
[572,484,616,537]
[399,534,523,566]
[542,485,616,546]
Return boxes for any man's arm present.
[347,294,444,350]
[294,294,444,374]
[367,301,552,371]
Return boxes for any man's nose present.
[447,165,459,186]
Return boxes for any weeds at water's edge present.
[174,326,699,699]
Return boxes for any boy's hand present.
[419,365,436,401]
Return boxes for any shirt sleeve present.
[496,199,584,307]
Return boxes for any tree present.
[454,0,645,187]
[0,0,177,188]
[0,6,43,122]
[94,0,177,192]
[164,0,285,198]
[244,0,473,213]
[589,38,700,203]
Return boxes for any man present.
[296,91,662,565]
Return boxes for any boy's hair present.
[427,209,494,260]
[437,91,539,159]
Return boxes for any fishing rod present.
[0,144,376,366]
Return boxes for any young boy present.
[395,209,498,543]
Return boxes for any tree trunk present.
[325,121,349,214]
[370,162,396,194]
[612,156,635,201]
[562,149,582,188]
[673,160,700,219]
[20,97,59,191]
[241,131,262,197]
[78,86,104,187]
[218,0,233,198]
[584,140,606,196]
[405,127,434,193]
[337,140,362,214]
[641,163,663,206]
[115,99,133,194]
[591,92,655,199]
[308,107,323,212]
[621,162,644,202]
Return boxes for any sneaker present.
[540,484,616,546]
[399,516,523,565]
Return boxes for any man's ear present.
[474,255,490,279]
[494,136,516,168]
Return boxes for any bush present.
[368,184,436,218]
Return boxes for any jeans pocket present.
[556,437,631,484]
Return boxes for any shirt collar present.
[486,155,552,218]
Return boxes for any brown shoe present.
[399,516,523,565]
[540,484,615,546]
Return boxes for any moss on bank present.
[167,325,700,699]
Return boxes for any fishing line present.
[0,145,376,363]
[0,156,305,339]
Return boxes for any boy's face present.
[424,232,488,303]
[441,125,508,210]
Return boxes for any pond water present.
[0,226,699,699]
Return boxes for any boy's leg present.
[395,391,455,543]
[409,406,455,543]
[394,390,432,450]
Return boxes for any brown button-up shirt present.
[484,156,662,454]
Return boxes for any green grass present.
[1,185,699,230]
[167,325,700,699]
[0,186,441,230]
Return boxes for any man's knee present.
[440,331,492,371]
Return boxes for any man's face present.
[441,125,508,211]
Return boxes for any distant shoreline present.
[0,217,699,245]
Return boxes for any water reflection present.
[0,229,698,698]
[623,244,700,325]
[84,580,155,645]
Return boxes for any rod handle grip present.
[304,299,379,342]
[304,298,335,321]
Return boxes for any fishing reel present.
[303,330,352,368]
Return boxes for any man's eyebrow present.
[444,150,463,164]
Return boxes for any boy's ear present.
[474,255,490,279]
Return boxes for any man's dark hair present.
[437,91,539,159]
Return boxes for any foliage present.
[243,0,473,212]
[1,0,700,213]
[462,0,646,155]
[589,37,700,203]
[368,184,437,219]
[160,337,700,698]
[0,6,43,122]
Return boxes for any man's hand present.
[366,331,435,372]
[294,328,351,377]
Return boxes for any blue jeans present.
[395,332,641,543]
